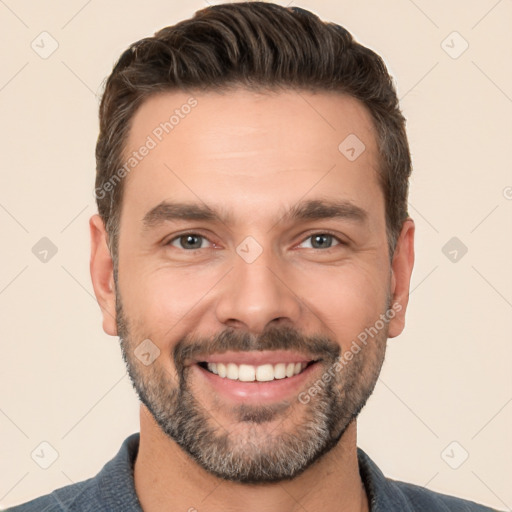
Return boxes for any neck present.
[134,406,369,512]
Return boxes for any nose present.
[214,244,303,334]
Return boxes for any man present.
[9,2,501,511]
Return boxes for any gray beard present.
[116,295,388,483]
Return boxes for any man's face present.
[94,89,413,483]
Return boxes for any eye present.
[167,233,213,250]
[298,233,342,250]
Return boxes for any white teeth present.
[274,363,286,379]
[217,363,227,378]
[238,364,256,381]
[256,364,274,382]
[226,363,238,380]
[204,361,309,381]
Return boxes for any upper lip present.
[190,350,320,367]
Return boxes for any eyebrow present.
[142,198,368,229]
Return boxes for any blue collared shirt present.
[7,433,501,511]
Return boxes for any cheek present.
[295,263,389,344]
[118,265,222,341]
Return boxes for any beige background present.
[1,0,511,510]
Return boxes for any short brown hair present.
[95,1,411,261]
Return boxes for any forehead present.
[121,88,383,228]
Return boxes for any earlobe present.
[388,218,415,339]
[89,214,118,336]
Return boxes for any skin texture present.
[90,89,415,512]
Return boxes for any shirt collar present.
[357,446,415,511]
[100,433,414,511]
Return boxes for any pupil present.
[183,235,201,249]
[313,234,330,248]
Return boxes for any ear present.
[89,214,118,336]
[388,218,415,338]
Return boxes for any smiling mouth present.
[197,360,318,382]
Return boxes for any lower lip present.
[192,362,320,404]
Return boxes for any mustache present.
[173,324,341,369]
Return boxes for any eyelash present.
[165,231,346,251]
